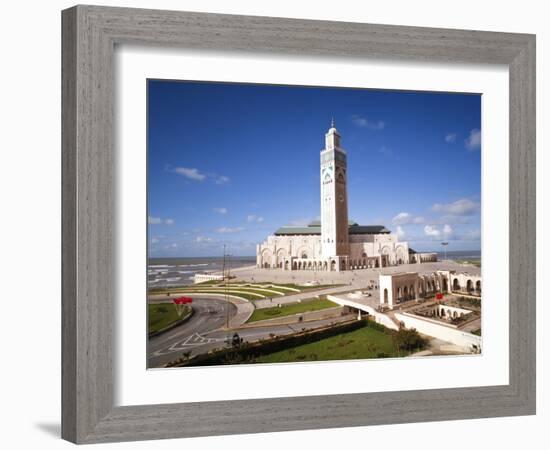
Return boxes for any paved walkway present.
[228,259,479,285]
[238,306,345,329]
[408,338,471,357]
[231,260,476,311]
[148,292,254,329]
[253,285,364,309]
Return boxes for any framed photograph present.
[62,5,536,444]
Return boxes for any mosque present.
[256,121,437,272]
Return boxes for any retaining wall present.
[394,312,482,351]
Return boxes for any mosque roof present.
[273,223,390,236]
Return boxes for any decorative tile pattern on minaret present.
[320,119,349,257]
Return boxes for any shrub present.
[392,328,427,352]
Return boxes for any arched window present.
[453,278,460,291]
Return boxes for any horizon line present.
[148,250,482,259]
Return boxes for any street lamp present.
[441,242,449,261]
[226,252,232,329]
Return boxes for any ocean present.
[148,250,480,287]
[434,250,481,261]
[148,256,256,287]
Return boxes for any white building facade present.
[256,122,436,271]
[379,270,482,309]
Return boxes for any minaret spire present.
[331,117,335,128]
[321,120,348,261]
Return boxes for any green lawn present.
[253,326,403,363]
[175,287,279,297]
[149,289,274,301]
[148,303,190,334]
[191,290,264,301]
[277,283,341,290]
[247,298,337,323]
[149,285,285,297]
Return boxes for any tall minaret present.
[320,119,349,258]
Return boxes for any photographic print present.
[147,80,482,369]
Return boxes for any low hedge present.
[167,318,372,367]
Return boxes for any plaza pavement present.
[227,259,480,310]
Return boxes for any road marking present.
[152,333,223,356]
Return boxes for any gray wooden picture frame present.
[61,5,536,444]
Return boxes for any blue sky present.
[148,80,481,257]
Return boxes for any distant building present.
[256,121,437,271]
[193,273,225,284]
[379,270,482,309]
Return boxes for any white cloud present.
[465,129,481,150]
[195,236,213,243]
[424,225,441,238]
[392,212,411,224]
[351,115,385,130]
[396,226,405,239]
[445,133,457,143]
[148,216,162,225]
[173,167,206,181]
[215,175,230,185]
[216,227,244,234]
[246,214,264,223]
[150,237,159,244]
[171,167,230,185]
[424,224,453,240]
[213,207,227,214]
[148,216,174,225]
[392,212,424,225]
[432,198,479,216]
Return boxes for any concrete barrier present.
[327,295,399,330]
[394,312,481,352]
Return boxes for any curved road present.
[148,297,237,368]
[148,295,354,368]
